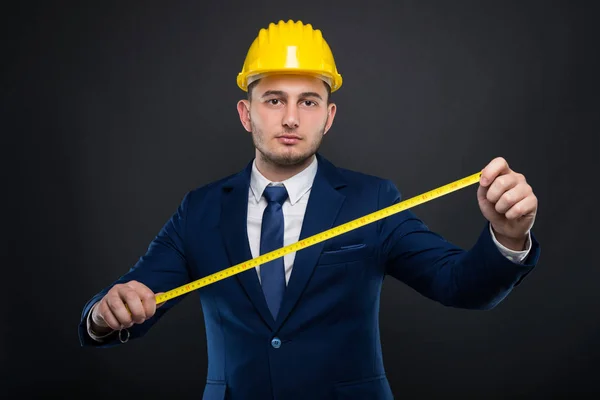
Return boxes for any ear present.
[237,99,252,132]
[323,103,337,135]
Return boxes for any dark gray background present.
[3,0,599,398]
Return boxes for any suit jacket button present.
[271,337,281,348]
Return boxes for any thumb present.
[477,184,498,219]
[477,183,488,204]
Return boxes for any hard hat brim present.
[237,69,342,93]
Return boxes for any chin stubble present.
[251,121,325,167]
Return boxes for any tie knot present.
[263,185,288,206]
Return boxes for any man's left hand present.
[477,157,538,251]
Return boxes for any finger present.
[140,289,157,318]
[124,280,152,293]
[124,281,151,301]
[505,194,538,220]
[98,302,121,331]
[127,281,157,319]
[480,157,510,187]
[106,293,133,328]
[122,289,147,324]
[494,183,531,214]
[125,281,157,317]
[486,173,520,204]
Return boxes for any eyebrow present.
[260,90,323,100]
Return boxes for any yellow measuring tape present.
[154,171,482,305]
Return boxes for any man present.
[78,20,540,399]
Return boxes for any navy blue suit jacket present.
[78,153,540,399]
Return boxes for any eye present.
[267,99,280,105]
[302,100,317,107]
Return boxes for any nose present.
[282,105,299,129]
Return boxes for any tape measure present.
[154,171,482,305]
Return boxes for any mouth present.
[276,134,302,145]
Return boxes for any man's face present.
[237,74,337,167]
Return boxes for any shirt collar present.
[250,155,318,206]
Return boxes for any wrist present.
[492,227,527,251]
[90,303,113,334]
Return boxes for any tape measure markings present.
[154,171,482,305]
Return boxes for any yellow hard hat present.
[237,20,343,93]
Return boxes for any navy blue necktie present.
[260,185,288,319]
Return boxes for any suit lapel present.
[273,154,346,331]
[219,161,276,330]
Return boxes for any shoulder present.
[335,163,398,190]
[337,166,387,185]
[332,164,402,202]
[179,169,247,207]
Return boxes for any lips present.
[276,134,301,145]
[277,134,301,140]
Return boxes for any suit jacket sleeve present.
[78,191,194,347]
[378,179,540,310]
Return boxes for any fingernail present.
[481,177,488,185]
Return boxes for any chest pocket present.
[317,243,374,266]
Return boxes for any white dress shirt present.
[87,155,532,340]
[247,155,319,284]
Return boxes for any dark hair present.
[247,78,332,104]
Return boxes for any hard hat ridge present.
[237,20,343,92]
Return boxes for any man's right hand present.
[90,280,165,334]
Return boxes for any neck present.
[255,152,315,182]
